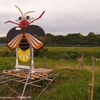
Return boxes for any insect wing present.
[7,33,23,50]
[25,25,45,36]
[7,27,24,39]
[25,33,44,50]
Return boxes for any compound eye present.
[26,16,31,21]
[18,16,22,21]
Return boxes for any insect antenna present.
[15,5,24,19]
[23,11,35,19]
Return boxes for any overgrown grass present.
[0,46,100,99]
[0,56,100,99]
[46,47,100,52]
[39,69,91,100]
[1,46,100,60]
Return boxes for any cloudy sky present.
[0,0,100,37]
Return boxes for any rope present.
[83,62,92,73]
[88,90,93,93]
[78,54,94,100]
[0,20,16,35]
[93,56,100,62]
[84,57,92,62]
[64,52,71,60]
[84,56,100,62]
[82,61,94,100]
[0,25,10,35]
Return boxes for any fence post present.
[5,59,7,70]
[11,56,13,68]
[92,55,95,86]
[88,84,93,100]
[44,56,45,67]
[81,53,84,69]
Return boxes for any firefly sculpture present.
[5,5,45,62]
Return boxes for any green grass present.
[0,57,100,100]
[38,69,90,100]
[0,46,100,99]
[0,46,10,51]
[46,47,100,52]
[1,46,100,52]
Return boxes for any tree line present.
[0,32,100,46]
[45,32,100,46]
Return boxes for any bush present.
[65,51,78,59]
[34,47,48,57]
[2,50,9,57]
[0,50,16,57]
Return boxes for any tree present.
[87,32,97,45]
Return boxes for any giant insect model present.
[5,5,45,62]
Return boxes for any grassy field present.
[46,46,100,52]
[1,46,100,52]
[0,46,100,100]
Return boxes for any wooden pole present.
[44,56,45,67]
[78,62,81,70]
[88,56,94,100]
[16,48,18,70]
[92,55,95,86]
[5,59,7,70]
[88,84,93,100]
[11,57,13,68]
[81,53,84,69]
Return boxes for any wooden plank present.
[37,74,44,77]
[8,71,13,73]
[3,71,8,74]
[16,73,22,75]
[3,70,50,80]
[3,71,35,80]
[34,68,53,73]
[42,73,48,76]
[31,75,40,78]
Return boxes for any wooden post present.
[5,59,7,70]
[88,84,93,100]
[81,53,84,69]
[78,62,81,70]
[92,55,95,86]
[44,56,45,67]
[11,57,13,68]
[16,48,18,70]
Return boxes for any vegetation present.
[0,37,7,43]
[1,46,100,60]
[45,32,100,46]
[0,46,100,99]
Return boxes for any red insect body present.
[19,20,29,27]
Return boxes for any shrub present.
[34,47,48,57]
[65,51,78,59]
[2,50,9,57]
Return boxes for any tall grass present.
[0,46,100,99]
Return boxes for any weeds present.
[0,47,100,99]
